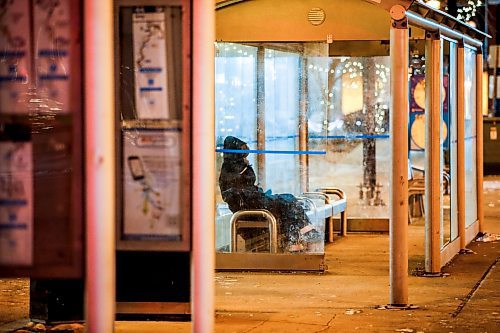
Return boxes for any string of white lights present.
[456,0,483,22]
[423,0,483,22]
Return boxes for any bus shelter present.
[214,0,488,305]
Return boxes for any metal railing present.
[316,187,348,238]
[230,209,278,253]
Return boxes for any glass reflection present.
[464,47,477,227]
[309,56,391,218]
[441,40,455,247]
[447,41,459,244]
[215,43,258,250]
[214,42,328,255]
[264,48,300,194]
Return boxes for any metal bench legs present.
[230,209,278,253]
[316,187,348,238]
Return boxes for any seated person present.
[219,136,319,252]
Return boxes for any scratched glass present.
[464,47,477,228]
[309,56,391,219]
[117,5,185,243]
[214,42,327,255]
[441,39,458,248]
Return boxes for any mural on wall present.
[409,74,450,151]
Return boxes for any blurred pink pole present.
[191,0,215,332]
[84,0,116,331]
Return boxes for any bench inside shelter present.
[215,187,347,272]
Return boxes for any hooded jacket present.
[218,136,262,212]
[219,136,257,192]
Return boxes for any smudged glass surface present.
[215,42,329,254]
[464,47,477,227]
[441,39,457,248]
[214,43,392,256]
[309,56,391,219]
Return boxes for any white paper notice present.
[0,0,31,114]
[132,10,170,119]
[33,0,72,113]
[0,142,33,266]
[123,129,181,240]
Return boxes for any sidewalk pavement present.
[1,178,500,333]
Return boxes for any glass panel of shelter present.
[116,5,186,248]
[407,38,438,268]
[464,46,478,228]
[0,0,83,274]
[214,41,393,259]
[309,56,391,219]
[408,40,426,225]
[441,38,457,248]
[215,43,258,251]
[215,42,329,255]
[443,39,459,246]
[407,38,480,259]
[408,38,461,250]
[263,47,301,194]
[214,41,478,267]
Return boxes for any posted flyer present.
[132,9,170,119]
[0,141,33,266]
[122,128,181,240]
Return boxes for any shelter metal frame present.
[406,7,487,270]
[390,2,488,304]
[214,0,489,308]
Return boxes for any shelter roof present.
[215,0,489,42]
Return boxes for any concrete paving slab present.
[1,178,500,332]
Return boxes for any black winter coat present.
[218,136,309,245]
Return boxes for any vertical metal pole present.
[457,44,466,249]
[84,0,115,331]
[389,5,409,306]
[257,46,266,188]
[192,1,215,332]
[424,32,442,273]
[476,52,484,233]
[299,57,309,193]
